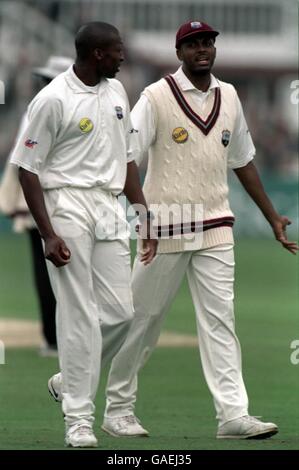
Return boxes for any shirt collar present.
[172,66,219,93]
[64,65,107,94]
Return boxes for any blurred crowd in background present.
[0,0,298,177]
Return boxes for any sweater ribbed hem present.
[156,226,234,253]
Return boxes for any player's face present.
[96,36,124,78]
[177,35,216,75]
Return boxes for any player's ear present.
[94,48,104,60]
[176,47,183,61]
[212,39,217,54]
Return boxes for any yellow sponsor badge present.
[79,118,93,133]
[172,127,188,143]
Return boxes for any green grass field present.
[0,234,298,450]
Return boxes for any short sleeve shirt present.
[10,66,136,195]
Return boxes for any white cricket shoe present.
[217,415,278,439]
[65,423,98,448]
[101,415,149,437]
[48,373,62,402]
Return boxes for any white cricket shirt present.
[10,66,136,195]
[132,66,255,168]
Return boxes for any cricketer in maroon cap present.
[99,18,298,440]
[175,20,220,94]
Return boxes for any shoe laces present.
[70,424,93,436]
[242,416,262,424]
[122,415,137,425]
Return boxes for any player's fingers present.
[140,247,150,262]
[141,241,157,265]
[142,251,154,265]
[60,246,71,260]
[279,238,298,246]
[46,251,71,267]
[140,244,150,256]
[286,242,299,250]
[285,247,297,255]
[280,240,299,255]
[50,257,70,267]
[140,250,151,262]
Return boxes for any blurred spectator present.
[0,1,297,178]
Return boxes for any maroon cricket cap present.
[175,21,219,48]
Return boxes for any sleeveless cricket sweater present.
[141,75,239,253]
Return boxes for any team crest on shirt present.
[172,127,189,143]
[79,118,93,133]
[221,129,231,147]
[115,106,123,120]
[25,139,38,148]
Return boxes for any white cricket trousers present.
[105,244,249,425]
[44,187,134,427]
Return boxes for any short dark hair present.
[75,22,120,60]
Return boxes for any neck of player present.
[182,66,211,92]
[73,63,102,87]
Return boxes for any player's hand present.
[140,238,158,265]
[271,216,299,255]
[44,235,71,267]
[139,219,158,265]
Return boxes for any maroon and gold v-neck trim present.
[164,74,221,136]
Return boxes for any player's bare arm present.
[19,168,71,267]
[234,161,299,255]
[123,161,157,265]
